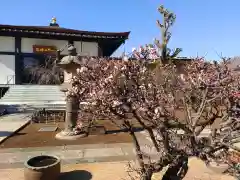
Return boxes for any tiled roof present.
[0,24,130,39]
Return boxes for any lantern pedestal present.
[55,44,87,141]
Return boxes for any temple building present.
[0,18,130,85]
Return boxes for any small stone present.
[38,126,58,132]
[87,159,96,163]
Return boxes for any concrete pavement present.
[0,113,32,143]
[0,158,236,180]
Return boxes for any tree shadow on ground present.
[0,131,26,137]
[106,127,144,134]
[59,170,92,180]
[0,131,12,137]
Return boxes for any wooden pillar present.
[15,36,22,84]
[97,41,103,57]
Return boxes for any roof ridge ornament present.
[50,17,59,27]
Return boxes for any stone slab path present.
[0,143,140,169]
[0,131,153,169]
[0,143,161,169]
[0,128,238,169]
[0,113,32,143]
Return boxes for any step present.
[2,104,66,113]
[0,85,66,112]
[0,86,65,101]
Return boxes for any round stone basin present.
[24,155,61,180]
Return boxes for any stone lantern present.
[55,44,86,140]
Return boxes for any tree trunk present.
[162,156,188,180]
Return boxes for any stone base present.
[55,131,87,140]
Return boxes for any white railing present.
[6,75,15,85]
[0,75,15,86]
[0,75,15,98]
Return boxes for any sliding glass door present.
[21,54,63,85]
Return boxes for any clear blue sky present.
[0,0,239,60]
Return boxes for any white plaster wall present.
[0,36,15,52]
[21,38,69,54]
[0,55,15,84]
[81,41,98,56]
[21,38,98,56]
[75,41,98,56]
[74,41,82,54]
